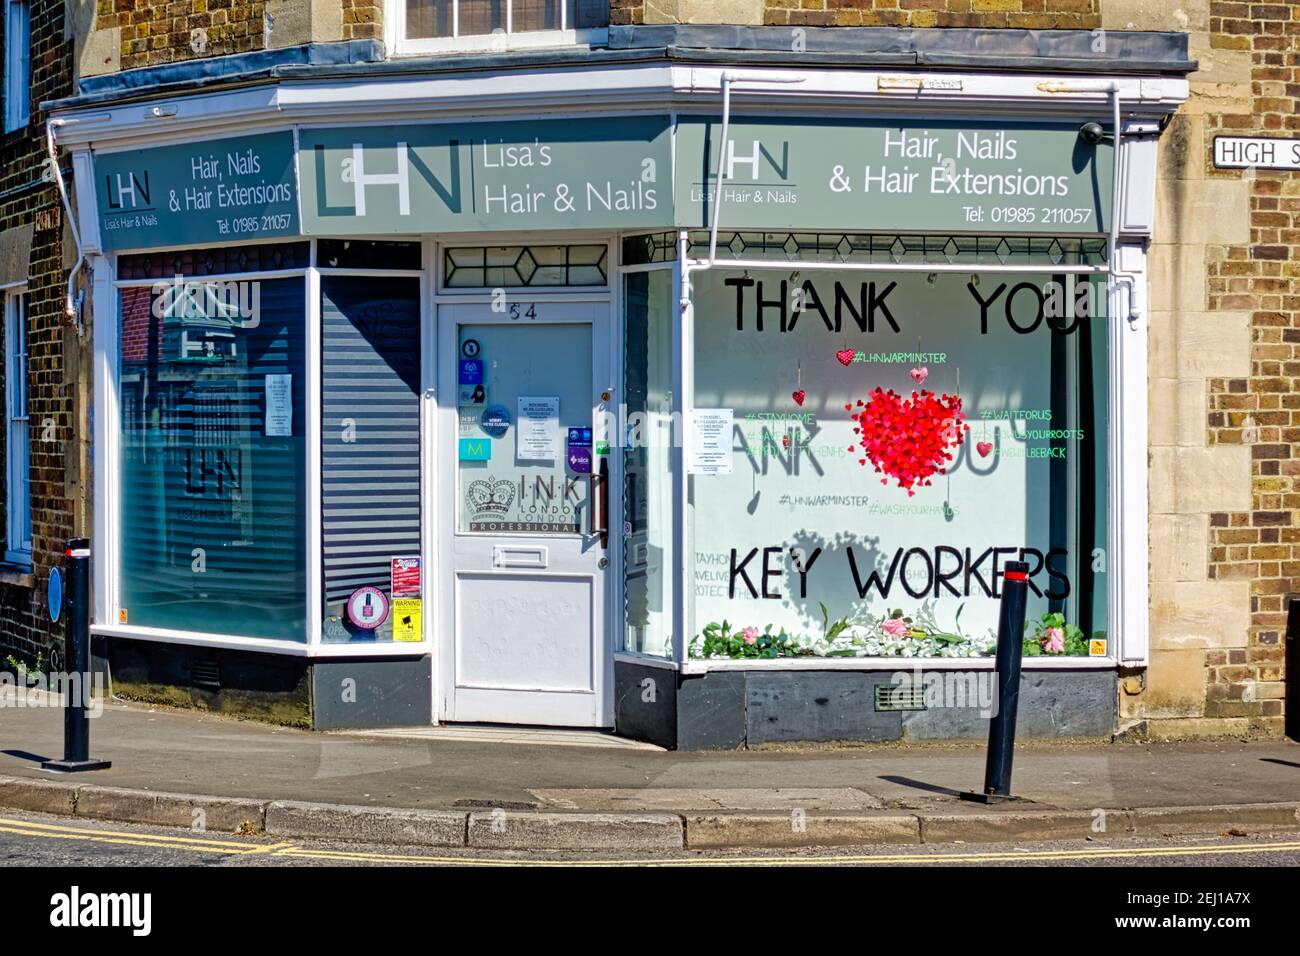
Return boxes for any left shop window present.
[117,276,307,640]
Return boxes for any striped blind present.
[320,277,422,607]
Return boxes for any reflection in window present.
[117,277,307,640]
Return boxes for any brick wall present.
[341,0,382,40]
[0,0,79,666]
[87,0,379,73]
[614,0,1102,27]
[97,0,267,71]
[1200,0,1298,732]
[764,0,1100,29]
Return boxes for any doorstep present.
[335,723,667,751]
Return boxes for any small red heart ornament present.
[836,349,857,366]
[852,388,968,496]
[910,366,928,385]
[977,440,993,458]
[792,389,806,406]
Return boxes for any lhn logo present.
[105,169,151,210]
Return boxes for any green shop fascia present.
[52,52,1188,746]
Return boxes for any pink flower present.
[881,617,910,638]
[1042,627,1065,653]
[742,626,759,645]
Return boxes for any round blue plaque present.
[48,567,63,623]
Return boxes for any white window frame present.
[387,0,608,57]
[3,0,31,133]
[5,287,31,566]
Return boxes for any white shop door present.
[438,302,613,727]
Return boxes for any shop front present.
[52,46,1189,743]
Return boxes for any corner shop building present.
[49,28,1192,746]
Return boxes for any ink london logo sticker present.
[465,476,581,533]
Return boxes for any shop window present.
[443,244,607,289]
[318,239,423,271]
[622,233,678,267]
[455,322,592,535]
[687,268,1108,661]
[320,276,422,644]
[117,277,308,640]
[688,232,1109,268]
[3,0,30,132]
[116,243,311,282]
[398,0,607,52]
[4,289,30,566]
[622,270,675,657]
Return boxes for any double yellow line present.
[4,816,1299,866]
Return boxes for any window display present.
[687,268,1107,659]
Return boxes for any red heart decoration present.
[836,349,857,366]
[852,387,967,496]
[977,440,993,458]
[792,389,806,406]
[910,366,928,385]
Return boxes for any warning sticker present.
[393,598,423,642]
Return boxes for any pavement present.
[2,692,1299,852]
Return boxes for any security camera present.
[1078,122,1107,145]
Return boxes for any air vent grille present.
[875,683,927,712]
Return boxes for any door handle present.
[588,458,609,550]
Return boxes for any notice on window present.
[688,408,734,475]
[390,556,421,598]
[392,598,423,642]
[517,396,560,461]
[264,374,292,437]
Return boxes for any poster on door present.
[517,396,560,460]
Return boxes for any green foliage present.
[4,651,44,678]
[1023,611,1087,656]
[696,620,801,660]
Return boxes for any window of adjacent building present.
[686,268,1109,662]
[3,0,31,132]
[4,289,31,566]
[397,0,608,52]
[116,276,308,641]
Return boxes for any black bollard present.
[961,558,1029,803]
[42,538,111,773]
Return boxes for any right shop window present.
[687,268,1108,661]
